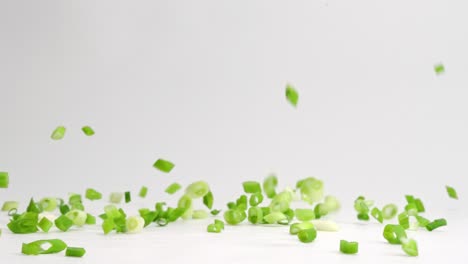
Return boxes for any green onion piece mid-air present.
[51,126,66,140]
[153,158,175,173]
[285,84,299,107]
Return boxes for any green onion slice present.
[21,239,67,255]
[153,158,175,173]
[340,240,359,254]
[285,84,299,107]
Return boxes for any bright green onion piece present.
[414,199,425,213]
[383,224,407,244]
[85,214,96,225]
[371,208,383,223]
[382,204,398,220]
[109,192,123,203]
[2,201,19,211]
[340,240,359,254]
[126,216,144,233]
[214,219,224,230]
[211,209,221,216]
[81,126,95,136]
[207,223,221,233]
[139,186,148,198]
[242,181,262,194]
[7,212,39,234]
[223,209,246,225]
[311,220,339,232]
[446,186,458,199]
[248,207,264,224]
[324,195,341,212]
[263,175,278,199]
[398,212,410,229]
[405,195,415,204]
[102,218,115,234]
[289,222,314,235]
[26,198,41,213]
[55,215,74,231]
[236,195,248,211]
[263,212,287,224]
[415,215,430,228]
[21,239,67,255]
[295,208,315,221]
[405,203,418,216]
[38,217,53,232]
[299,178,324,204]
[203,191,214,209]
[354,197,369,214]
[426,218,447,231]
[65,210,87,226]
[51,126,66,140]
[227,202,236,210]
[297,228,317,243]
[249,193,263,207]
[434,63,445,75]
[85,188,102,201]
[165,182,182,195]
[125,191,131,203]
[0,171,9,188]
[39,198,57,212]
[269,191,292,212]
[153,158,175,173]
[285,84,299,107]
[192,210,209,219]
[185,181,210,199]
[65,247,86,257]
[401,238,418,256]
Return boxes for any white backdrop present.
[1,1,467,263]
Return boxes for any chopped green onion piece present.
[139,186,148,198]
[211,209,221,215]
[26,198,41,213]
[340,240,359,254]
[65,247,86,257]
[81,126,95,136]
[223,209,246,225]
[39,197,57,212]
[21,239,67,255]
[263,212,287,224]
[207,223,221,233]
[65,210,87,226]
[398,212,410,229]
[51,126,66,140]
[324,195,341,212]
[295,208,315,221]
[405,203,418,216]
[357,213,369,221]
[203,191,214,209]
[227,202,236,210]
[434,63,445,75]
[153,158,175,173]
[85,188,102,201]
[269,191,292,212]
[110,192,123,203]
[297,228,317,243]
[55,215,74,231]
[165,182,182,195]
[371,208,383,223]
[415,215,430,228]
[177,195,193,213]
[242,181,262,194]
[405,195,415,204]
[59,204,70,215]
[314,203,329,219]
[311,220,339,232]
[401,238,418,257]
[354,197,369,214]
[249,193,263,207]
[7,212,39,234]
[414,199,425,213]
[248,207,264,224]
[426,218,447,231]
[68,193,82,204]
[214,219,224,230]
[290,222,314,235]
[1,201,19,211]
[192,210,209,219]
[236,195,248,211]
[102,218,115,234]
[382,204,398,220]
[157,218,168,226]
[125,191,131,203]
[383,224,407,244]
[155,202,167,213]
[263,175,278,199]
[85,214,96,225]
[299,178,324,204]
[0,171,9,188]
[285,84,299,107]
[185,181,210,199]
[38,217,53,232]
[446,186,458,199]
[126,216,144,233]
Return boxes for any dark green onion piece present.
[139,186,148,198]
[297,228,317,243]
[383,224,407,244]
[85,188,102,201]
[211,209,221,216]
[21,239,67,255]
[340,240,359,254]
[65,247,86,257]
[426,218,447,231]
[242,181,262,194]
[51,126,66,140]
[38,217,53,232]
[0,171,9,188]
[357,213,369,221]
[60,204,70,215]
[446,186,458,199]
[153,158,175,173]
[285,84,299,107]
[125,191,131,203]
[55,215,73,232]
[203,191,214,209]
[81,126,95,136]
[165,183,182,195]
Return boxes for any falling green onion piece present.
[242,181,261,194]
[285,84,299,107]
[207,223,221,233]
[398,212,410,229]
[65,247,86,257]
[340,240,359,254]
[290,222,314,235]
[26,198,40,213]
[65,209,87,226]
[81,126,95,136]
[7,212,39,234]
[382,204,398,220]
[426,218,447,231]
[38,217,53,232]
[54,215,74,231]
[51,126,66,140]
[211,209,221,216]
[125,191,131,203]
[249,193,264,207]
[297,228,317,243]
[248,207,264,224]
[446,186,458,199]
[38,197,57,212]
[383,224,407,244]
[126,216,144,233]
[21,239,67,255]
[110,192,123,203]
[401,238,418,256]
[264,212,287,224]
[192,210,209,219]
[153,158,175,173]
[295,208,315,221]
[311,220,339,232]
[214,219,225,230]
[223,209,246,225]
[203,191,214,209]
[263,175,278,199]
[1,201,19,211]
[0,171,9,188]
[371,208,383,223]
[165,182,182,195]
[85,214,96,225]
[434,63,445,75]
[85,188,102,201]
[185,181,210,199]
[139,186,148,198]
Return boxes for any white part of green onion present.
[126,216,145,233]
[311,220,339,232]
